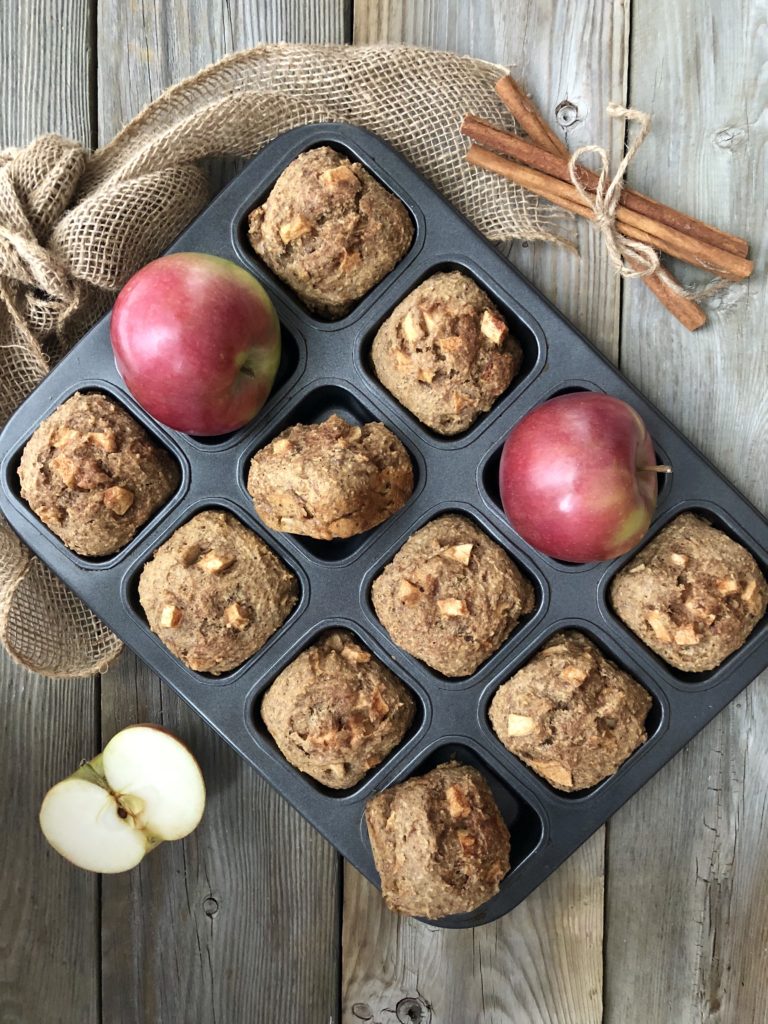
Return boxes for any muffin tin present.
[1,124,766,928]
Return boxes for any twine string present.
[568,103,660,279]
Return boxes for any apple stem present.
[639,464,672,474]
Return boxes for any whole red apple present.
[499,393,663,562]
[111,252,281,435]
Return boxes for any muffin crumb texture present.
[372,513,535,676]
[489,631,652,792]
[371,270,522,435]
[18,391,178,557]
[248,146,413,319]
[247,414,413,539]
[261,629,414,788]
[139,510,298,675]
[365,761,510,919]
[610,513,767,671]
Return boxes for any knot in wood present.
[555,100,580,128]
[713,125,747,150]
[202,895,219,918]
[351,1004,373,1020]
[395,996,431,1023]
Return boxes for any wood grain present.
[2,4,767,1023]
[344,2,631,1020]
[0,3,99,1023]
[99,655,340,1024]
[95,3,348,1022]
[0,657,100,1024]
[0,0,92,148]
[607,3,768,1022]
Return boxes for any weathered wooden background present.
[1,2,765,1022]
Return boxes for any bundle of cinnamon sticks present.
[461,76,753,331]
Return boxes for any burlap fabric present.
[0,43,570,678]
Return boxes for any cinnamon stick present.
[626,260,707,332]
[494,75,570,158]
[466,144,753,281]
[491,75,708,330]
[462,114,749,259]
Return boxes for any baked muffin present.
[138,510,298,675]
[489,631,652,792]
[371,270,522,435]
[610,513,767,672]
[18,391,178,557]
[365,761,510,919]
[371,514,535,676]
[247,146,413,319]
[261,629,414,789]
[247,414,413,540]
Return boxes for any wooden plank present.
[607,3,768,1022]
[95,4,348,1022]
[99,656,340,1024]
[0,657,100,1024]
[345,2,630,1020]
[0,0,92,148]
[0,2,99,1023]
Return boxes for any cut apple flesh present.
[102,725,206,841]
[39,724,206,873]
[39,778,149,873]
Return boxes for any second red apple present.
[499,392,662,563]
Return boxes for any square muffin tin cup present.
[243,615,432,804]
[1,123,766,929]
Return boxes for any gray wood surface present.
[94,4,346,1023]
[0,4,99,1024]
[1,2,765,1023]
[605,2,768,1022]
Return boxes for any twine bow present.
[568,104,659,278]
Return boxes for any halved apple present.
[39,725,206,873]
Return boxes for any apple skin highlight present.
[499,392,660,563]
[111,252,281,436]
